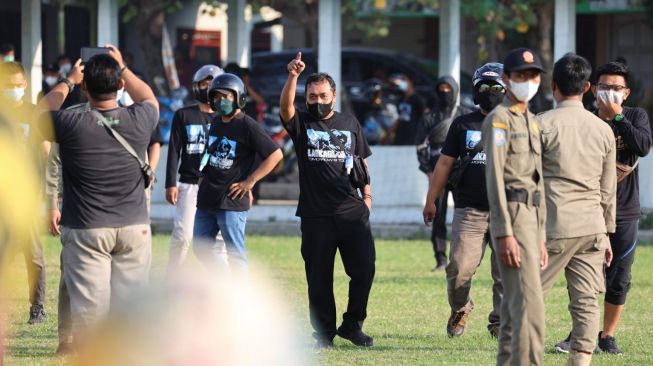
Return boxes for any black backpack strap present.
[91,109,149,170]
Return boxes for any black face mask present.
[437,90,455,109]
[198,87,209,104]
[307,102,333,120]
[475,90,504,112]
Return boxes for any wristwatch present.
[58,77,74,93]
[613,114,624,123]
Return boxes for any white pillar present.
[227,0,250,67]
[318,0,341,111]
[554,0,576,61]
[438,0,460,91]
[21,0,42,104]
[97,0,119,46]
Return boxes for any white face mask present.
[597,89,624,105]
[3,87,25,103]
[59,63,71,76]
[509,79,540,102]
[3,55,15,62]
[44,76,58,87]
[116,88,125,103]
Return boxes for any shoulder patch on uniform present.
[531,121,540,134]
[493,128,507,147]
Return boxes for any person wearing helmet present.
[165,64,224,273]
[415,74,471,272]
[422,63,506,338]
[193,73,282,275]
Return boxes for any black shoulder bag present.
[316,120,370,190]
[446,141,483,191]
[92,110,155,188]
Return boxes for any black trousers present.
[431,189,449,263]
[300,205,376,341]
[605,219,639,305]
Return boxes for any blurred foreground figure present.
[72,270,307,366]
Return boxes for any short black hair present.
[83,54,121,101]
[223,62,242,77]
[305,72,336,93]
[593,61,630,86]
[552,53,592,96]
[0,43,14,54]
[56,54,70,65]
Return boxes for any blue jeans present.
[193,209,248,275]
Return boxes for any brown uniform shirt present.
[539,100,616,239]
[482,98,546,240]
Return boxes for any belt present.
[505,188,540,208]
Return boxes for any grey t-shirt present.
[46,102,158,228]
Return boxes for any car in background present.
[249,47,474,128]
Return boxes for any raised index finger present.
[296,52,302,61]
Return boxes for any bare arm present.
[105,44,159,113]
[228,149,283,199]
[37,59,84,112]
[280,52,305,123]
[422,154,455,224]
[361,159,372,210]
[147,143,161,172]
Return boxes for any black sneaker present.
[597,331,624,355]
[554,332,571,353]
[27,304,47,324]
[337,325,373,347]
[487,322,500,338]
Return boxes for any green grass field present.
[3,235,652,365]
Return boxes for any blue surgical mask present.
[397,80,408,91]
[3,88,25,103]
[3,55,15,62]
[216,98,234,116]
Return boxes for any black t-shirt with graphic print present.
[42,102,158,228]
[197,112,278,212]
[165,104,214,187]
[283,111,372,217]
[441,110,489,211]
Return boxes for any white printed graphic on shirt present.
[466,130,486,164]
[185,124,208,154]
[208,135,237,170]
[306,128,352,162]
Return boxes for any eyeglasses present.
[477,84,505,93]
[596,83,627,92]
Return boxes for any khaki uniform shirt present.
[482,98,546,239]
[539,100,616,239]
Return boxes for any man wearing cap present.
[481,47,548,365]
[422,63,505,338]
[539,53,616,366]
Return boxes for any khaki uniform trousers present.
[541,234,606,355]
[61,224,151,338]
[446,207,502,324]
[494,202,545,366]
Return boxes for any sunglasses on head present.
[477,84,505,93]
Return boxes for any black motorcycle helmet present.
[472,62,504,87]
[207,73,247,112]
[192,65,223,103]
